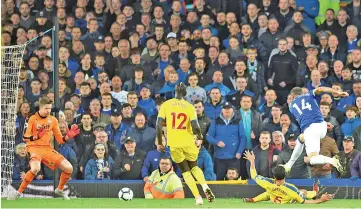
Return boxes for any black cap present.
[37,45,47,50]
[146,35,156,43]
[70,93,81,98]
[111,108,121,117]
[287,133,299,141]
[124,136,135,143]
[95,36,104,43]
[306,44,319,50]
[92,123,106,131]
[222,102,233,109]
[343,136,355,142]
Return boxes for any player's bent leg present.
[55,159,73,200]
[244,192,270,203]
[188,161,215,203]
[177,160,202,204]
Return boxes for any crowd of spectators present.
[4,0,361,181]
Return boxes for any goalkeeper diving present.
[8,96,80,200]
[243,150,334,204]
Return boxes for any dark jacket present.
[112,149,145,180]
[197,114,212,150]
[12,154,29,180]
[277,146,311,178]
[74,126,95,161]
[238,108,263,148]
[258,30,284,58]
[207,114,246,159]
[126,126,156,153]
[141,149,171,178]
[351,152,361,177]
[324,115,343,149]
[248,144,279,178]
[239,36,268,62]
[204,97,226,120]
[79,141,120,169]
[353,125,361,151]
[105,123,131,149]
[84,157,114,180]
[335,150,360,178]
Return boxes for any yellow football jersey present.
[157,98,197,148]
[253,174,306,204]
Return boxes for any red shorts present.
[27,146,65,170]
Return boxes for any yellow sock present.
[253,192,270,202]
[182,171,200,198]
[306,190,317,199]
[191,166,207,185]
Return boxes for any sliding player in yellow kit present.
[243,150,334,204]
[156,83,215,205]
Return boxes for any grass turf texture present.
[2,198,361,208]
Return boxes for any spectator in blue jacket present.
[341,106,361,137]
[204,87,226,120]
[158,70,179,99]
[12,143,29,180]
[85,143,114,180]
[126,112,156,153]
[342,81,361,109]
[196,137,216,181]
[105,108,130,149]
[204,70,231,97]
[207,102,246,180]
[138,86,157,118]
[295,0,319,34]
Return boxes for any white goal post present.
[1,44,27,197]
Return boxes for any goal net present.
[1,44,27,196]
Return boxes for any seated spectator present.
[126,112,156,153]
[138,86,157,118]
[144,156,184,199]
[258,89,277,120]
[13,143,29,180]
[195,137,216,181]
[207,102,246,180]
[225,168,240,180]
[320,102,343,148]
[279,113,300,139]
[204,87,225,120]
[277,134,311,179]
[105,108,129,149]
[185,73,207,104]
[311,136,339,179]
[84,142,114,180]
[335,136,360,178]
[112,137,145,180]
[272,131,285,152]
[248,131,279,178]
[262,104,282,133]
[341,106,361,137]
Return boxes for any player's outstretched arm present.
[304,193,334,204]
[314,87,349,97]
[243,150,257,179]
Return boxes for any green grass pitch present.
[2,198,361,208]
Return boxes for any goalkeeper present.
[8,96,80,200]
[243,150,334,204]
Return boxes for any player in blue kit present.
[282,87,349,174]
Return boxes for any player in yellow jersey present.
[156,83,215,205]
[243,150,334,204]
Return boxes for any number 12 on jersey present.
[292,99,312,115]
[171,112,187,129]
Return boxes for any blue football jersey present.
[289,90,324,132]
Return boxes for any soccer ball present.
[118,187,133,201]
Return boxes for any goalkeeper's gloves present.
[349,176,358,181]
[243,198,254,203]
[145,193,153,199]
[32,122,46,140]
[65,124,80,140]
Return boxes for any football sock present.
[18,171,36,193]
[309,155,333,165]
[306,191,317,199]
[253,192,270,202]
[190,166,208,191]
[57,172,71,190]
[182,171,200,198]
[285,138,304,168]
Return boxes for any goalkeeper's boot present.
[243,198,254,203]
[279,164,291,175]
[54,188,70,200]
[195,196,203,205]
[332,155,344,176]
[7,191,20,200]
[204,187,215,203]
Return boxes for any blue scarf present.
[247,59,258,81]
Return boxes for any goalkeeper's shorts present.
[169,143,199,163]
[27,146,65,170]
